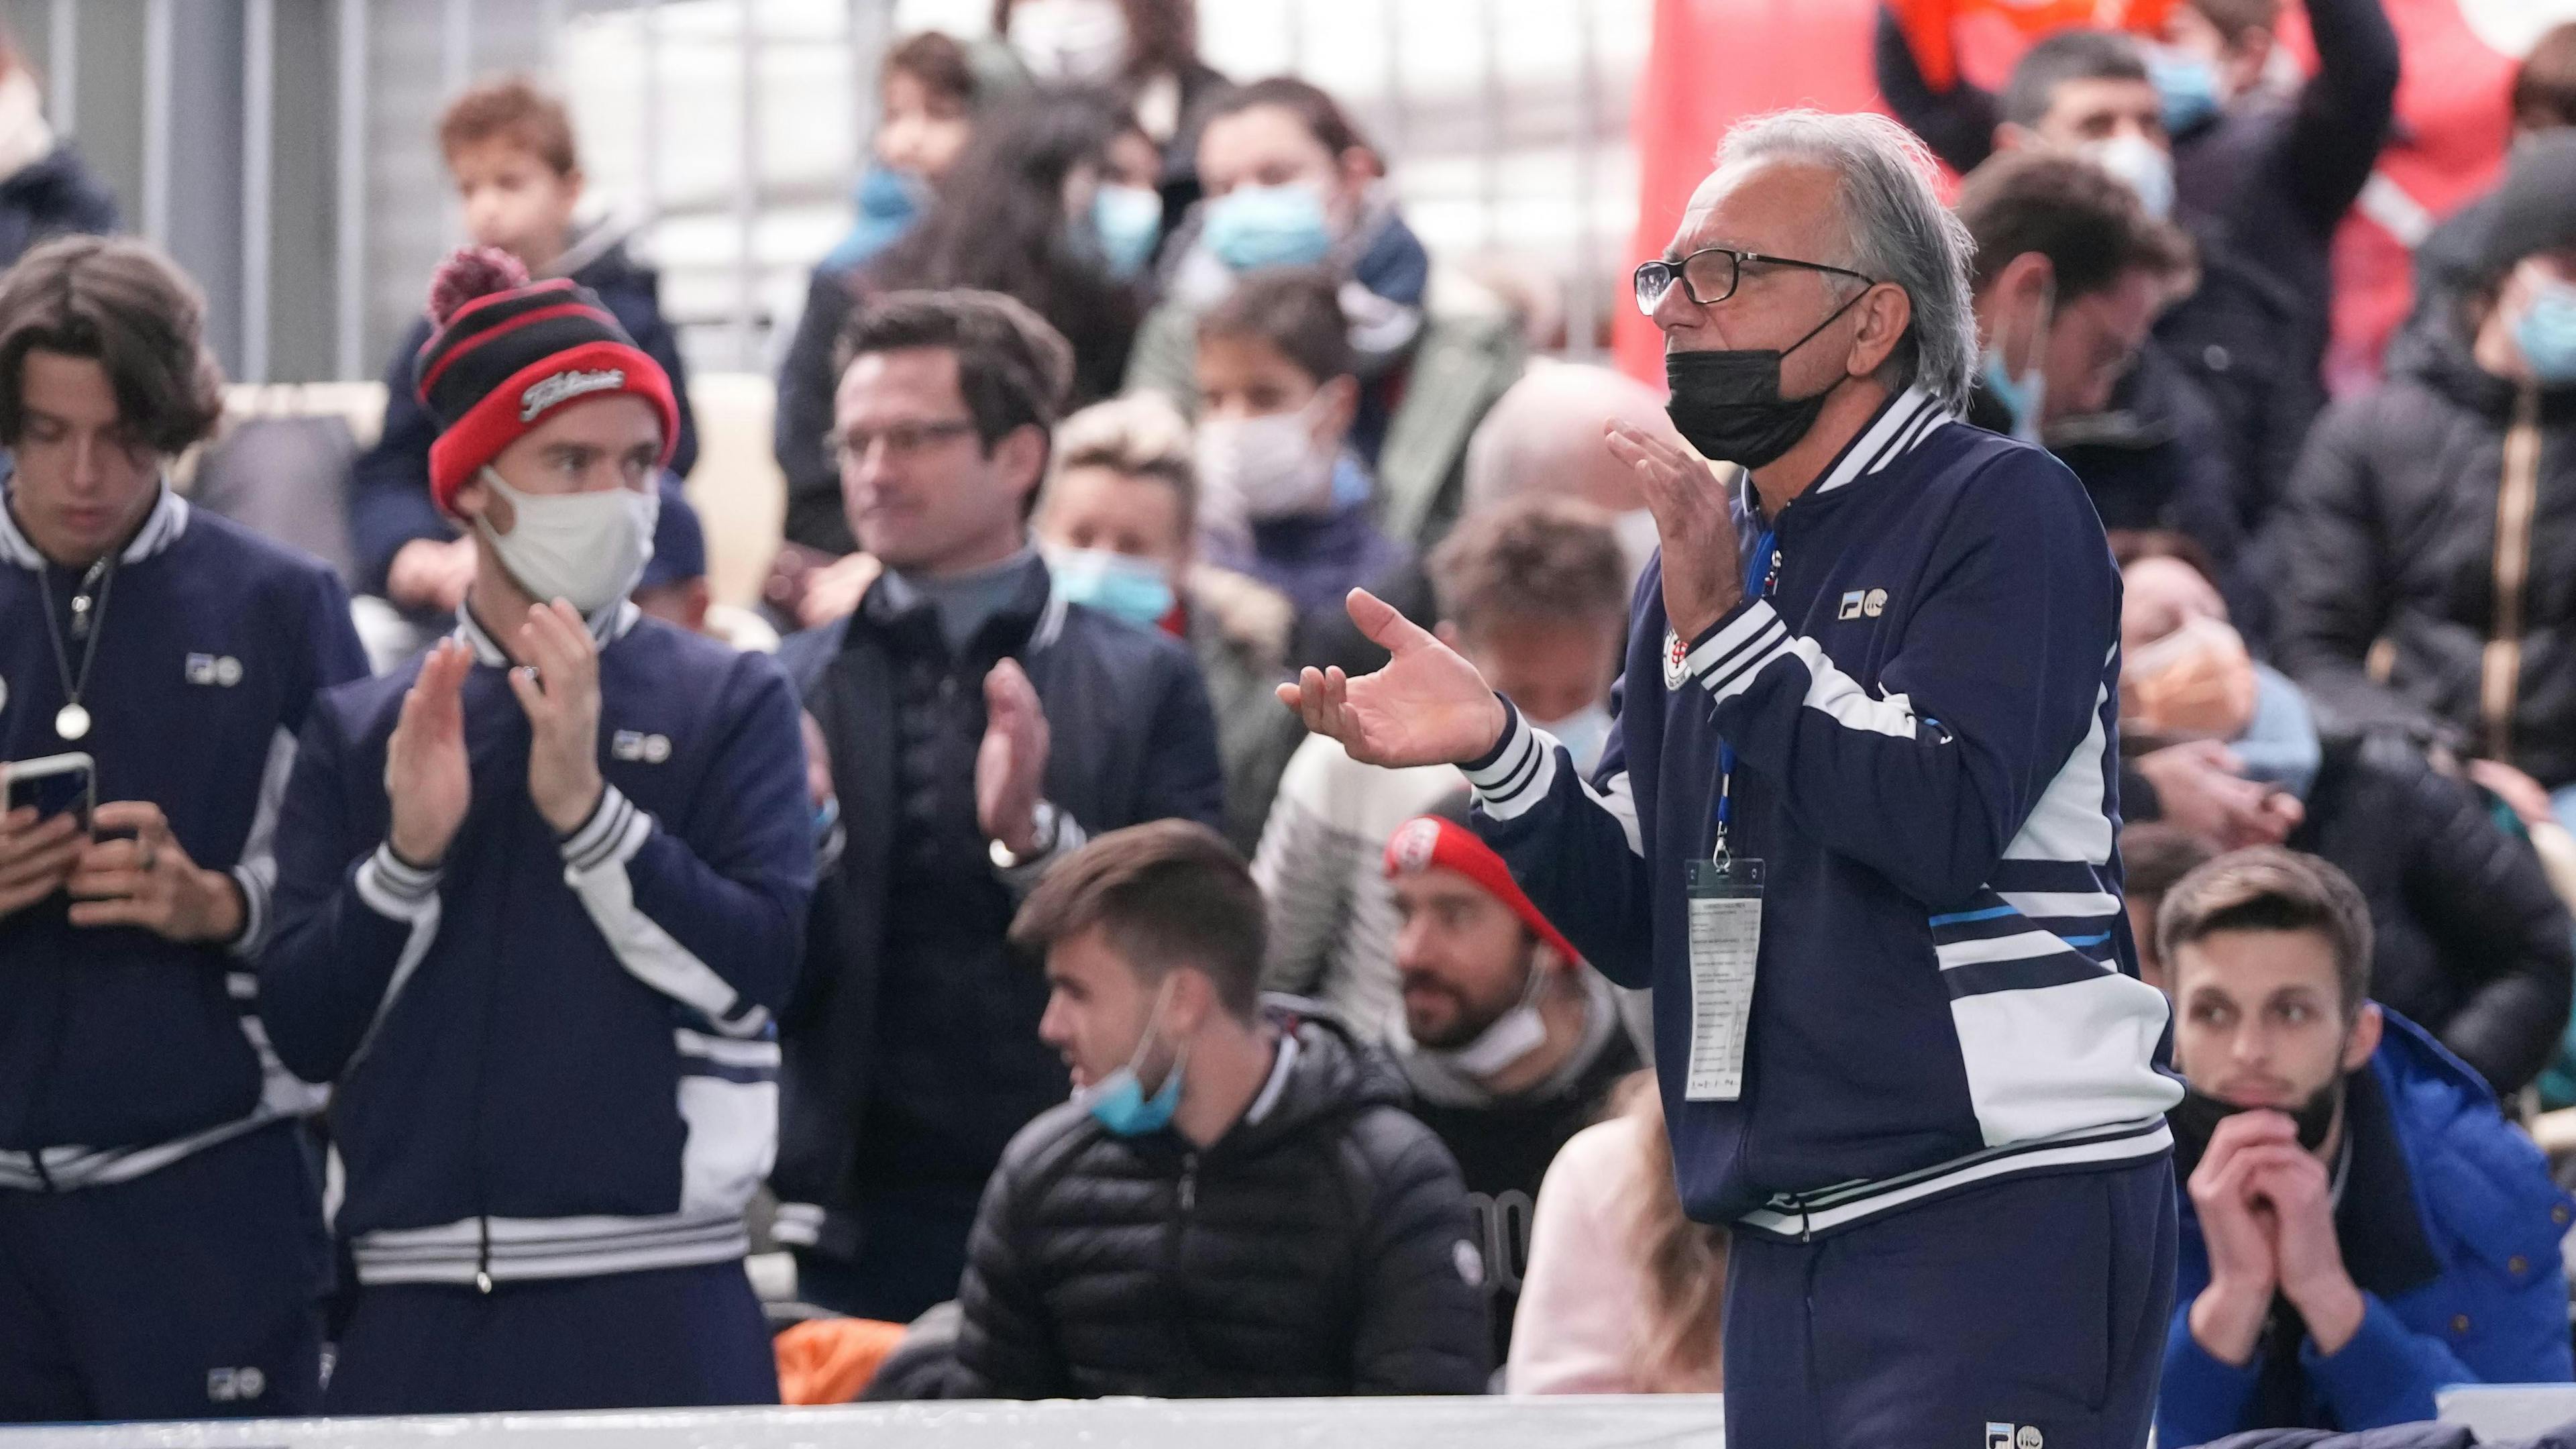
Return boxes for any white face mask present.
[1008,0,1129,84]
[1533,703,1614,774]
[1195,399,1338,522]
[2082,134,2176,221]
[473,467,659,616]
[1422,957,1551,1079]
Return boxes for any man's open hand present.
[1279,590,1507,769]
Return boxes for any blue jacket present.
[1466,386,2180,1236]
[0,489,366,1177]
[2157,1013,2576,1445]
[347,231,698,597]
[261,604,811,1287]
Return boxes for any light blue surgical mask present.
[1534,704,1613,775]
[1203,182,1334,271]
[1086,979,1187,1138]
[2147,48,2224,136]
[1980,276,2053,443]
[1049,546,1176,629]
[2515,275,2576,385]
[1091,183,1165,281]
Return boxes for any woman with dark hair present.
[994,0,1228,225]
[816,32,983,280]
[773,87,1156,557]
[1125,76,1523,559]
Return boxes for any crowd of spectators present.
[9,0,2576,1440]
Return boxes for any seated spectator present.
[1509,1073,1725,1395]
[2154,849,2576,1442]
[0,38,115,266]
[631,485,781,653]
[1955,150,2243,587]
[2120,533,2575,1095]
[2273,136,2576,824]
[1125,76,1522,549]
[771,290,1223,1326]
[353,76,697,633]
[950,820,1489,1397]
[1036,393,1303,853]
[994,0,1228,229]
[1191,266,1406,625]
[1877,3,2399,538]
[2121,822,2217,994]
[1256,495,1629,1036]
[775,88,1158,561]
[1301,359,1682,680]
[2388,22,2576,379]
[1383,800,1639,1363]
[816,33,981,282]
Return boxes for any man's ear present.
[2342,1001,2384,1075]
[1994,121,2035,154]
[453,472,504,533]
[562,166,588,210]
[1847,282,1915,378]
[995,423,1049,508]
[1432,619,1463,650]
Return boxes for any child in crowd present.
[350,75,697,632]
[1190,265,1405,629]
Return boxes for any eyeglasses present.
[828,417,979,468]
[1632,246,1876,317]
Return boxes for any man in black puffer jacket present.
[2272,137,2576,804]
[950,821,1489,1399]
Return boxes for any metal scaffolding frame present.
[15,0,1633,384]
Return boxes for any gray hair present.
[1711,109,1978,413]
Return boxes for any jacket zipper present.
[1168,1152,1201,1379]
[2482,386,2542,764]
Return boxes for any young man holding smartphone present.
[0,236,368,1421]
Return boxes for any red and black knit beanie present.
[412,247,679,514]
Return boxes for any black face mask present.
[1662,288,1869,470]
[2167,1081,2341,1173]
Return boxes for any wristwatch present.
[989,800,1061,871]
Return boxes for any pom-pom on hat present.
[412,246,678,514]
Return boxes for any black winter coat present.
[2270,328,2576,786]
[950,1009,1491,1399]
[2289,731,2574,1097]
[0,145,115,266]
[771,559,1228,1249]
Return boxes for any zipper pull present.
[475,1215,494,1293]
[1179,1155,1197,1214]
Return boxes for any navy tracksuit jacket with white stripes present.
[1466,386,2183,1236]
[260,604,812,1296]
[0,490,364,1170]
[0,486,364,1421]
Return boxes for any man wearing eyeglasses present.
[1287,111,2179,1448]
[771,288,1225,1323]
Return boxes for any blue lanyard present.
[1713,529,1778,851]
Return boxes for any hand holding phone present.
[0,753,92,920]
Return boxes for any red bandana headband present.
[1383,815,1582,965]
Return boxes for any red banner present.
[1615,0,2529,394]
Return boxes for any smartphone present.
[5,752,95,832]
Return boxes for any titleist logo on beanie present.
[413,246,678,514]
[520,368,627,423]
